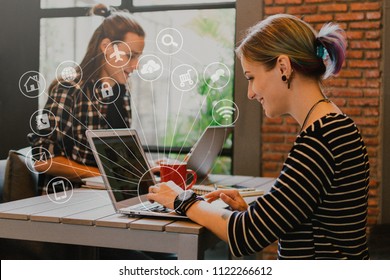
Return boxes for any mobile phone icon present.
[52,180,67,201]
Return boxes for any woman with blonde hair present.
[148,14,369,259]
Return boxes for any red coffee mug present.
[159,160,197,190]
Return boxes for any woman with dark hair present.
[147,14,370,259]
[30,4,145,184]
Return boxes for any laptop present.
[86,128,189,219]
[186,125,233,180]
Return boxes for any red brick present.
[265,6,286,15]
[360,127,379,136]
[343,107,362,116]
[264,117,283,125]
[365,31,381,39]
[364,108,380,117]
[348,98,379,107]
[304,14,333,23]
[349,60,379,68]
[263,143,292,153]
[346,31,364,40]
[365,51,381,59]
[350,41,381,49]
[364,70,381,78]
[338,69,362,78]
[305,0,332,3]
[363,89,380,97]
[350,21,381,29]
[339,69,363,78]
[263,162,280,171]
[326,79,347,87]
[348,80,367,88]
[367,12,382,20]
[263,153,284,162]
[287,5,317,14]
[262,126,297,134]
[263,135,285,143]
[264,0,273,4]
[367,80,381,88]
[346,50,364,59]
[335,12,365,22]
[319,3,347,12]
[350,2,381,11]
[333,88,363,97]
[331,98,347,106]
[274,0,302,4]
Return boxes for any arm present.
[147,182,248,242]
[34,156,100,182]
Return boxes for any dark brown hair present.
[49,4,145,92]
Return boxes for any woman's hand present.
[205,189,248,211]
[147,181,184,209]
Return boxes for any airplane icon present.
[109,44,126,63]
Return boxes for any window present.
[39,1,236,175]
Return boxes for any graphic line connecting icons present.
[104,40,132,68]
[212,99,239,126]
[19,70,46,98]
[25,147,52,174]
[156,28,183,55]
[30,109,57,137]
[137,54,164,82]
[56,60,82,88]
[93,77,120,105]
[171,64,199,92]
[46,177,74,204]
[203,62,231,90]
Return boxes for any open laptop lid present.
[86,129,156,212]
[187,125,234,179]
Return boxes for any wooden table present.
[0,175,274,259]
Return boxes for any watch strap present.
[175,191,204,216]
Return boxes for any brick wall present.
[260,0,383,259]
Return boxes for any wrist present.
[174,190,204,216]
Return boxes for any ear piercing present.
[282,74,292,89]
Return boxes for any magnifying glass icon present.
[161,34,179,47]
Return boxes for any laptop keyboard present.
[125,202,169,213]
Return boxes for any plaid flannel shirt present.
[29,81,132,166]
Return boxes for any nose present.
[125,59,139,74]
[247,86,256,100]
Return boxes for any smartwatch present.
[174,190,203,216]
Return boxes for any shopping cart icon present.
[179,69,194,87]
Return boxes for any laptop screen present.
[92,135,155,202]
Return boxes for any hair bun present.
[91,3,111,18]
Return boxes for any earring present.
[281,75,287,82]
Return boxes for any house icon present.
[24,75,39,92]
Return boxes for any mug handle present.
[185,169,197,189]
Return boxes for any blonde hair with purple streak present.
[236,14,347,80]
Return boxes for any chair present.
[0,147,39,203]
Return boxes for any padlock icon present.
[101,82,114,99]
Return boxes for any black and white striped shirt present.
[228,113,369,259]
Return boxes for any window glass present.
[39,8,235,174]
[41,0,121,9]
[133,0,235,5]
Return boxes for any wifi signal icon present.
[216,106,236,120]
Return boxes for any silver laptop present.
[186,125,234,180]
[86,129,188,219]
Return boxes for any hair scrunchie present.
[315,38,327,60]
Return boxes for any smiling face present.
[241,56,290,118]
[100,32,145,85]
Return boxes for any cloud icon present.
[141,59,161,75]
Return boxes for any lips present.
[259,97,264,105]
